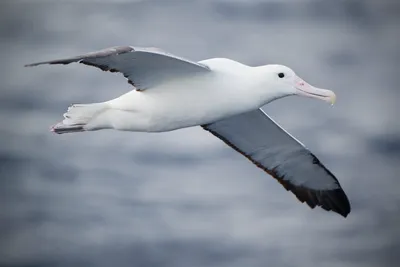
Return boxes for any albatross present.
[25,46,351,217]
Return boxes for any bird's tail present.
[51,103,108,134]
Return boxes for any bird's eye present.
[278,73,285,78]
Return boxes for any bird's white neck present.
[243,65,290,106]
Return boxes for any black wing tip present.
[24,60,74,67]
[24,46,135,68]
[323,188,351,218]
[274,173,351,217]
[291,186,351,218]
[266,170,351,218]
[25,62,43,67]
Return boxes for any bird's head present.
[256,64,336,105]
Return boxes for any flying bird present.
[25,46,351,217]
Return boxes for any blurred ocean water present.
[0,1,399,266]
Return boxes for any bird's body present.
[90,58,272,132]
[26,46,351,217]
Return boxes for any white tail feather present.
[51,103,107,134]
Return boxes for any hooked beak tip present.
[328,92,336,106]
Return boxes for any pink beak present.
[294,76,336,105]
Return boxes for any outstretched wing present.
[202,108,351,217]
[25,46,211,91]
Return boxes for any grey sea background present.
[1,0,399,266]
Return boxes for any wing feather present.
[25,46,211,90]
[202,108,351,217]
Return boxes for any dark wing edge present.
[24,46,211,89]
[24,46,139,88]
[202,113,351,218]
[24,46,135,68]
